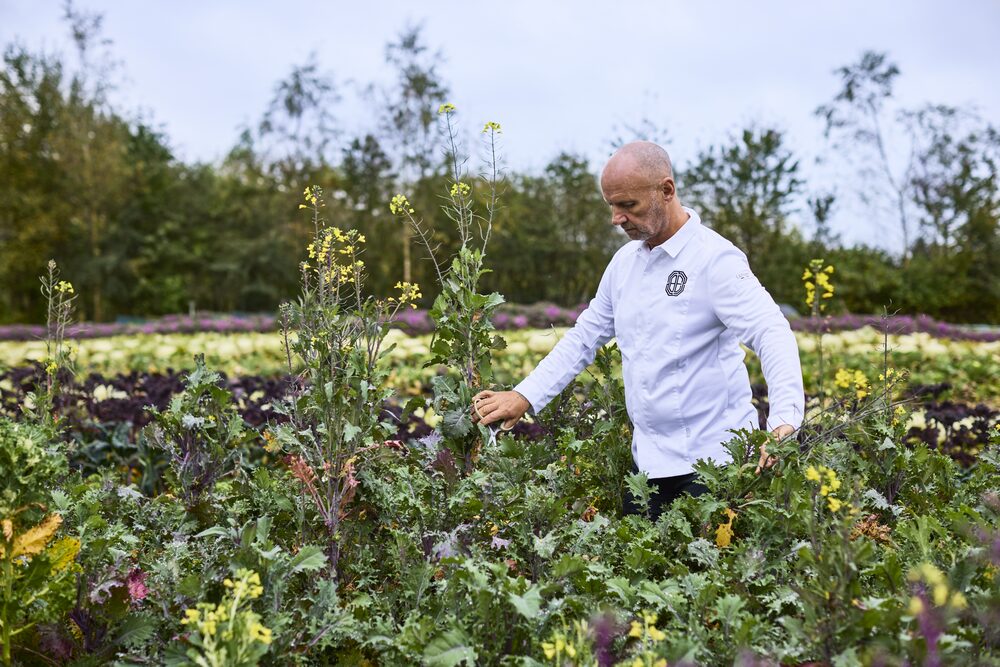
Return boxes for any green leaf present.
[637,579,681,608]
[482,292,505,310]
[255,516,273,545]
[115,614,157,649]
[194,526,230,539]
[343,422,361,444]
[423,626,478,666]
[442,409,473,439]
[508,585,543,620]
[686,538,719,569]
[533,531,557,560]
[605,577,634,604]
[289,545,328,574]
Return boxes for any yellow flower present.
[542,642,555,659]
[805,466,821,482]
[629,620,643,638]
[908,596,924,615]
[482,121,502,133]
[827,497,842,512]
[834,368,853,389]
[438,102,456,114]
[250,622,273,645]
[389,194,414,216]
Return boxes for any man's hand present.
[471,390,531,430]
[755,424,795,475]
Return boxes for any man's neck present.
[646,206,691,249]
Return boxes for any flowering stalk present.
[26,261,77,430]
[803,259,835,404]
[278,186,417,576]
[388,105,507,475]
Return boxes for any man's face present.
[600,170,669,243]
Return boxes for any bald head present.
[600,141,688,248]
[602,141,674,186]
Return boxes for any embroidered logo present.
[665,270,687,296]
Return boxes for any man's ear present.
[660,177,676,202]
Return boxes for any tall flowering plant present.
[802,258,835,402]
[390,107,506,475]
[275,186,421,577]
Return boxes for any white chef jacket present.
[514,207,804,477]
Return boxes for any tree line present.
[1,8,997,324]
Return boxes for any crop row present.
[1,308,997,342]
[2,326,997,405]
[1,363,995,471]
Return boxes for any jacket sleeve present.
[708,245,804,430]
[513,257,618,414]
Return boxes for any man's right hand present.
[470,390,531,430]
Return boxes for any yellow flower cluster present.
[181,602,229,638]
[628,611,666,643]
[482,121,502,134]
[55,280,74,294]
[907,562,967,615]
[299,185,323,210]
[449,181,471,198]
[803,259,835,310]
[249,621,273,645]
[180,569,272,645]
[389,194,414,216]
[540,620,589,663]
[805,465,844,512]
[390,281,423,309]
[438,102,456,114]
[304,228,366,285]
[892,404,906,426]
[541,633,577,660]
[834,368,869,399]
[223,568,264,599]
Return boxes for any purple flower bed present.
[791,313,1000,342]
[1,306,996,342]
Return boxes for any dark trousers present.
[623,471,708,520]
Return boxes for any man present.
[471,141,804,518]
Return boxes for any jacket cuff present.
[766,408,802,432]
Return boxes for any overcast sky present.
[3,0,999,248]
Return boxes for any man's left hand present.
[755,424,795,475]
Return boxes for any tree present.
[255,54,341,178]
[379,24,450,282]
[683,126,804,296]
[907,114,1000,321]
[816,51,919,258]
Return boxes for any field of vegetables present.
[2,316,999,665]
[2,178,999,667]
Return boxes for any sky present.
[3,0,999,249]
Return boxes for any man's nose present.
[612,211,628,226]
